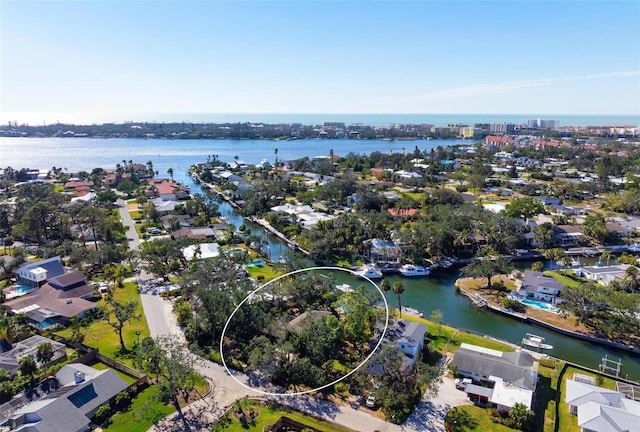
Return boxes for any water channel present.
[179,170,640,381]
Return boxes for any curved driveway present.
[117,199,468,431]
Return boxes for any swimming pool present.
[245,259,266,267]
[520,298,559,313]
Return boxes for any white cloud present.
[403,70,640,102]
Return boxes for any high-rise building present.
[528,119,559,129]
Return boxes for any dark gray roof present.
[48,270,86,290]
[16,256,65,280]
[9,364,129,431]
[464,383,494,398]
[452,345,537,391]
[397,320,427,347]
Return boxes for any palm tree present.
[380,278,390,295]
[167,167,174,181]
[393,281,405,318]
[274,148,279,166]
[622,266,639,293]
[600,250,613,266]
[531,261,544,272]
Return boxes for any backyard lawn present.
[212,398,354,432]
[55,281,149,362]
[447,405,518,432]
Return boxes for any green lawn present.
[103,385,175,432]
[213,399,354,432]
[401,314,514,353]
[129,210,143,220]
[55,282,149,362]
[543,271,582,288]
[245,264,283,282]
[448,405,518,432]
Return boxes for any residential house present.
[518,271,564,305]
[146,179,189,201]
[565,377,640,432]
[8,364,128,431]
[369,239,402,271]
[14,257,66,288]
[451,343,538,412]
[553,225,584,247]
[171,227,217,241]
[575,264,636,286]
[395,320,427,363]
[535,196,562,206]
[182,243,220,261]
[160,214,195,231]
[0,335,66,377]
[4,270,98,328]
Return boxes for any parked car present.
[366,395,376,408]
[454,378,472,390]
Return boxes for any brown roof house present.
[3,270,97,329]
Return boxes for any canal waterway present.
[2,136,639,380]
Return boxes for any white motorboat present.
[399,264,430,277]
[355,264,383,279]
[521,333,553,351]
[335,283,354,293]
[401,306,424,317]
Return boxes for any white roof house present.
[565,378,640,431]
[183,243,220,261]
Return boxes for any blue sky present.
[1,0,639,124]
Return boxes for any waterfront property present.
[395,320,427,363]
[575,263,637,286]
[451,343,538,412]
[368,239,402,271]
[565,375,640,432]
[517,270,564,305]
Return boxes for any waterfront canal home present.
[451,343,538,412]
[368,238,402,272]
[575,263,638,286]
[565,376,640,432]
[395,320,427,364]
[553,224,585,247]
[517,271,564,305]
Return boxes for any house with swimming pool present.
[517,270,564,305]
[3,269,98,329]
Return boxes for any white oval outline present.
[219,266,389,396]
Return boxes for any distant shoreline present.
[2,112,639,128]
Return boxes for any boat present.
[521,333,553,351]
[399,264,430,277]
[335,283,354,293]
[401,306,424,317]
[355,264,383,279]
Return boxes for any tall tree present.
[105,299,141,351]
[461,258,512,289]
[393,281,405,318]
[36,342,54,365]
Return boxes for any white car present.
[366,395,376,408]
[454,378,472,390]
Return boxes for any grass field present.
[55,282,149,362]
[448,405,517,432]
[213,399,354,432]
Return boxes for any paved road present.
[117,198,468,431]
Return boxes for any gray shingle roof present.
[397,320,427,347]
[451,345,537,390]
